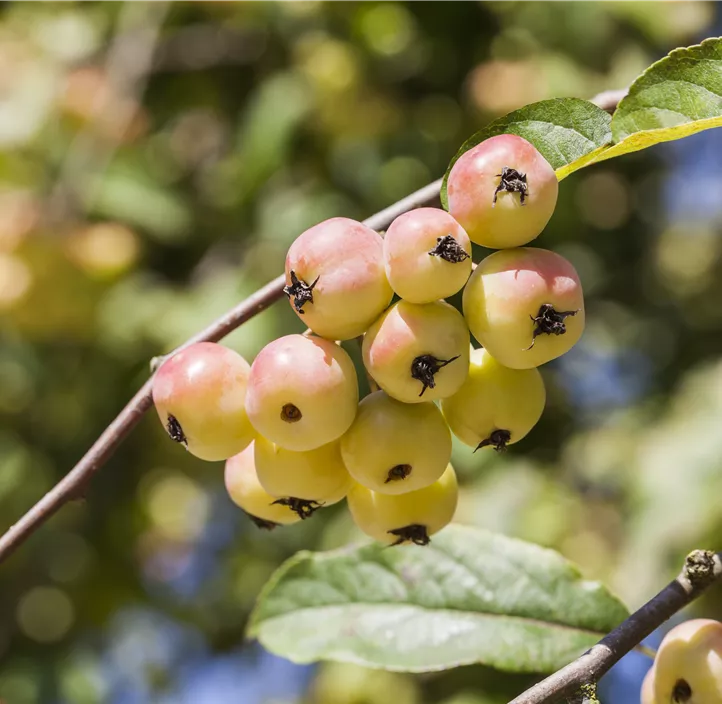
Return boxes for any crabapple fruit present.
[246,334,358,451]
[383,207,472,303]
[340,390,451,494]
[463,247,584,369]
[446,134,558,249]
[152,342,255,462]
[642,619,722,704]
[641,666,656,704]
[362,300,470,403]
[254,435,352,518]
[224,442,301,529]
[347,463,458,545]
[441,347,545,452]
[284,217,393,340]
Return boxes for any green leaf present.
[440,99,612,209]
[601,37,722,161]
[248,525,628,674]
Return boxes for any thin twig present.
[508,550,722,704]
[0,85,628,563]
[0,179,441,564]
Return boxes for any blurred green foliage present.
[1,2,721,703]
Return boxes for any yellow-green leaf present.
[248,525,629,674]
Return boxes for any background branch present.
[509,550,722,704]
[47,1,171,226]
[0,88,624,564]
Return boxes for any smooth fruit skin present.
[383,207,472,304]
[645,619,722,704]
[224,442,301,526]
[254,435,352,506]
[641,666,656,704]
[441,347,545,451]
[152,342,255,461]
[463,247,584,369]
[246,334,359,451]
[362,300,470,403]
[447,134,558,249]
[347,463,458,545]
[340,390,451,495]
[284,217,393,340]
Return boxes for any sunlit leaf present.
[249,525,629,673]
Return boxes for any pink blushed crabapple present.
[641,619,722,704]
[340,390,451,494]
[347,463,458,546]
[245,334,359,452]
[254,436,352,519]
[362,300,470,403]
[462,247,584,369]
[224,442,301,529]
[446,134,558,249]
[383,207,472,304]
[152,342,255,462]
[441,347,545,452]
[284,217,393,340]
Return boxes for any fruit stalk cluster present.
[153,134,585,547]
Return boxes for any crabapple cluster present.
[641,619,722,704]
[152,134,585,547]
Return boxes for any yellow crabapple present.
[446,134,558,249]
[224,442,301,529]
[441,347,545,452]
[152,342,255,462]
[641,666,656,704]
[463,247,584,369]
[246,334,358,451]
[254,435,353,519]
[347,463,458,546]
[644,619,722,704]
[362,300,470,403]
[284,217,393,340]
[340,390,451,494]
[383,207,472,303]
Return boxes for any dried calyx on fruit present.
[441,347,546,453]
[284,217,392,340]
[254,436,352,519]
[447,134,558,249]
[152,342,255,461]
[363,300,469,403]
[463,247,584,369]
[283,270,319,314]
[246,334,358,451]
[347,464,459,546]
[225,443,301,529]
[340,390,451,495]
[384,207,472,303]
